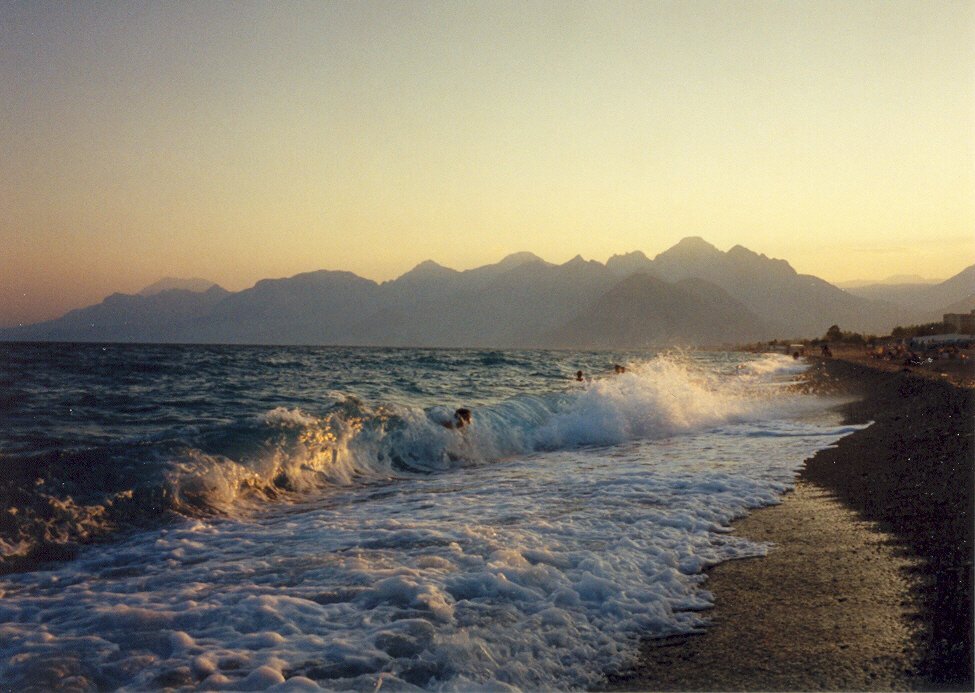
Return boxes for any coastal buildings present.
[944,310,975,334]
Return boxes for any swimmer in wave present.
[441,407,472,430]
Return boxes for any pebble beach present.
[610,354,974,691]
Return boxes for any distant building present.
[912,333,972,348]
[943,310,975,334]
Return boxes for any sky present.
[1,0,973,326]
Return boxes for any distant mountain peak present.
[606,250,653,276]
[608,250,650,262]
[726,243,784,265]
[673,236,720,253]
[395,259,459,283]
[563,254,590,267]
[414,259,448,271]
[138,277,216,296]
[652,236,721,263]
[727,244,757,257]
[726,244,797,277]
[497,251,545,267]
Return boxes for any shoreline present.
[608,356,974,691]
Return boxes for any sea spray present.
[0,345,864,689]
[1,350,820,572]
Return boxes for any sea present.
[0,343,861,691]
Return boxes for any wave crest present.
[0,353,811,573]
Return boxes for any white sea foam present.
[736,352,807,377]
[0,354,816,568]
[0,352,862,690]
[263,407,321,427]
[154,353,816,517]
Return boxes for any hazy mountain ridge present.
[138,277,217,296]
[598,237,918,336]
[543,274,773,349]
[3,240,970,347]
[836,274,937,289]
[843,265,975,320]
[359,254,612,347]
[183,271,383,345]
[5,286,231,343]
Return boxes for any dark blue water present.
[0,342,859,690]
[0,343,654,568]
[2,343,649,457]
[3,345,514,451]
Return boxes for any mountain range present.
[3,238,971,348]
[840,266,975,322]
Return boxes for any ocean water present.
[0,344,860,691]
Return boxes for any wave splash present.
[0,353,808,571]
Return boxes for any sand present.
[606,355,974,692]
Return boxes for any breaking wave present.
[0,353,810,572]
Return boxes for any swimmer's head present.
[454,408,472,427]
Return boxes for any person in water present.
[575,370,584,382]
[442,407,472,430]
[614,364,626,374]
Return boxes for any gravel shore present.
[607,355,973,691]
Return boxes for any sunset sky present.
[1,1,972,326]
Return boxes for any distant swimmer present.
[441,407,472,430]
[575,370,584,382]
[614,364,626,374]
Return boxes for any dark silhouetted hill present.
[138,277,216,296]
[360,254,614,347]
[649,238,905,335]
[544,274,772,348]
[0,286,230,343]
[1,239,953,347]
[186,271,382,345]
